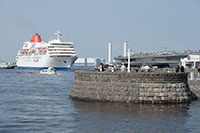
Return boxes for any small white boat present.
[40,67,56,74]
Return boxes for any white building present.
[74,57,105,67]
[73,58,87,66]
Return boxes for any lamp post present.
[124,41,127,57]
[108,42,112,64]
[128,49,131,73]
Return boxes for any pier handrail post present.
[128,49,131,73]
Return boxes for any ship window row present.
[48,46,73,48]
[19,51,47,55]
[48,49,74,51]
[50,55,71,57]
[48,52,75,54]
[51,43,73,46]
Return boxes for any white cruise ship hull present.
[16,32,78,70]
[17,55,78,70]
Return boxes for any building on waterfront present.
[74,57,105,67]
[114,51,200,69]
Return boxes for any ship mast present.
[54,31,62,41]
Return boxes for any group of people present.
[139,64,150,72]
[120,63,151,72]
[97,63,151,72]
[98,63,115,72]
[98,63,188,73]
[98,63,124,72]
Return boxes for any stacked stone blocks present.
[71,71,193,103]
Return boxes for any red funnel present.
[31,33,42,42]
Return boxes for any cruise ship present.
[16,31,78,70]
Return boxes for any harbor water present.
[0,69,200,133]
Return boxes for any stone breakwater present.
[70,71,194,103]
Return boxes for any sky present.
[0,0,200,62]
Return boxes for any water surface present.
[0,69,200,133]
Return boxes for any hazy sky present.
[0,0,200,62]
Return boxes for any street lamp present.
[128,48,132,73]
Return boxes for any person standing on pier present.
[176,65,180,73]
[111,65,115,72]
[99,63,104,72]
[120,63,126,72]
[181,65,185,72]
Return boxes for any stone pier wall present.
[188,80,200,99]
[70,71,193,103]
